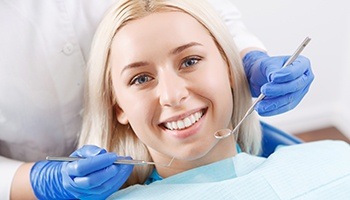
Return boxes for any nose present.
[158,71,189,107]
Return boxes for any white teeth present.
[164,111,203,130]
[171,121,178,130]
[190,115,196,124]
[177,120,185,129]
[195,112,201,120]
[184,117,191,127]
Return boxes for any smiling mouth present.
[162,110,205,131]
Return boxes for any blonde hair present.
[79,0,261,187]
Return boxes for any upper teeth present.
[164,111,203,130]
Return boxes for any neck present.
[153,135,237,178]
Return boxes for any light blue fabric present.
[145,143,243,185]
[108,140,350,199]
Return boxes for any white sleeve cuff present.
[206,0,267,52]
[232,25,267,52]
[0,156,24,200]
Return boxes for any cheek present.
[200,64,232,101]
[202,64,233,124]
[121,95,158,138]
[124,99,152,125]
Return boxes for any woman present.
[80,0,350,199]
[80,0,261,187]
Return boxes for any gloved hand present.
[243,51,314,116]
[30,145,133,200]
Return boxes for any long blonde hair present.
[79,0,261,187]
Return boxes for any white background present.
[233,0,350,137]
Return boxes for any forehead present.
[110,11,211,57]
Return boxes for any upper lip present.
[159,107,206,124]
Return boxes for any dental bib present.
[108,140,350,200]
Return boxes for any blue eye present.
[130,74,153,85]
[182,57,200,68]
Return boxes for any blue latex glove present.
[30,145,133,200]
[243,51,314,116]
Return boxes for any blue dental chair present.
[260,121,303,158]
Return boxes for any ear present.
[116,106,129,125]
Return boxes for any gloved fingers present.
[256,86,310,116]
[73,165,119,189]
[70,145,107,157]
[94,178,129,200]
[75,175,127,200]
[247,56,288,97]
[76,164,133,194]
[270,55,311,83]
[64,165,133,199]
[73,158,133,189]
[65,153,118,176]
[260,56,287,81]
[261,71,313,97]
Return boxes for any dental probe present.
[214,36,311,139]
[46,156,174,167]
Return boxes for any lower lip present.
[165,113,205,139]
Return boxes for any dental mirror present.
[213,128,233,139]
[214,36,311,140]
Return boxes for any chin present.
[173,144,216,162]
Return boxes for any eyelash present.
[129,56,202,86]
[130,74,153,86]
[181,56,201,68]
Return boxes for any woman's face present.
[110,11,236,173]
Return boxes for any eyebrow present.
[121,42,202,75]
[170,42,202,55]
[121,61,149,75]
